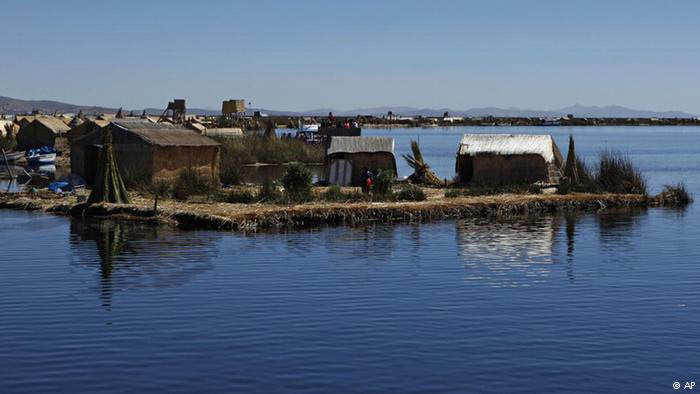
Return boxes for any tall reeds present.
[214,135,325,165]
[215,135,325,185]
[595,150,647,195]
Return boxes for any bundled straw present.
[402,140,442,186]
[564,135,580,185]
[87,129,131,204]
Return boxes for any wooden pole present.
[1,148,15,179]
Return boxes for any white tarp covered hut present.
[326,136,396,186]
[456,134,563,184]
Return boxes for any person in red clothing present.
[362,168,374,193]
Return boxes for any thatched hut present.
[16,116,71,151]
[456,134,564,184]
[71,119,220,186]
[67,119,110,142]
[326,136,396,186]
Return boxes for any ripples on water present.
[2,126,700,392]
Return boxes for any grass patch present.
[371,170,394,198]
[467,182,542,196]
[173,168,217,201]
[281,163,313,202]
[257,179,281,202]
[396,184,427,201]
[444,189,464,198]
[321,185,370,203]
[226,189,257,204]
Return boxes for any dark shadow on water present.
[69,218,221,310]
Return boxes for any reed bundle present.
[402,140,443,186]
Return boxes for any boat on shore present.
[2,151,25,162]
[25,147,57,165]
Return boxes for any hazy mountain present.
[0,96,118,115]
[0,96,696,118]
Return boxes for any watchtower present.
[222,99,246,119]
[159,99,186,123]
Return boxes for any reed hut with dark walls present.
[16,116,71,151]
[67,119,110,142]
[326,136,396,186]
[456,134,564,184]
[71,119,220,186]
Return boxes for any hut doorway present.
[328,159,352,186]
[84,145,101,186]
[457,155,474,183]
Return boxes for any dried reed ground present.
[0,186,664,231]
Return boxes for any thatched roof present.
[458,134,563,164]
[327,136,394,155]
[204,128,243,137]
[186,122,207,134]
[33,116,71,134]
[110,119,220,147]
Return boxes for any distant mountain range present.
[0,96,696,119]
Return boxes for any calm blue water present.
[2,126,700,393]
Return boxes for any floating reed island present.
[0,116,693,232]
[0,184,691,232]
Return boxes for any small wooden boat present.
[2,151,25,162]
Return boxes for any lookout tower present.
[222,99,246,119]
[159,99,186,123]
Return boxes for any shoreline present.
[0,191,684,232]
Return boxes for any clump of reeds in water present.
[595,150,647,195]
[656,182,693,206]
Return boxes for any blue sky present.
[2,0,699,112]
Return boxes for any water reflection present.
[0,178,26,193]
[596,208,647,248]
[456,215,560,287]
[456,210,655,287]
[69,219,221,309]
[323,225,397,261]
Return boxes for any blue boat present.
[25,147,57,165]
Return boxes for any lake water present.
[2,126,700,393]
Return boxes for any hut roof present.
[34,117,71,134]
[327,136,394,156]
[458,134,562,164]
[186,122,207,134]
[204,127,243,137]
[68,116,85,128]
[110,119,220,147]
